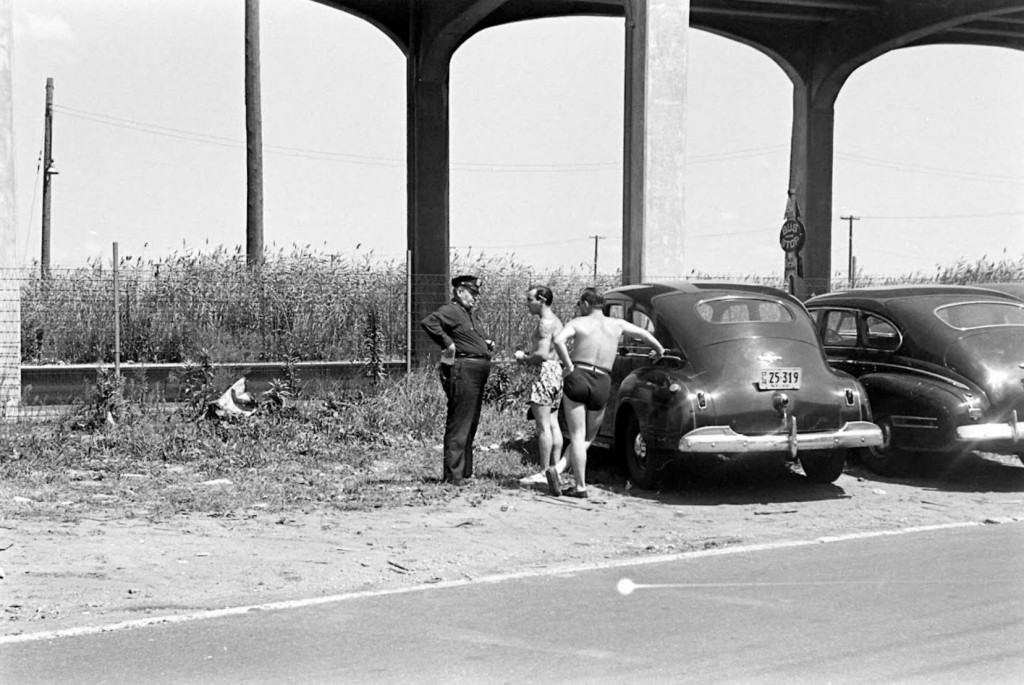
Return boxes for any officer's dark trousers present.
[438,358,491,483]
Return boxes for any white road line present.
[0,519,1001,645]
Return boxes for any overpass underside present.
[314,0,1024,359]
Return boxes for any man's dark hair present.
[530,285,554,306]
[579,287,604,308]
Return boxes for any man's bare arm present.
[552,321,576,370]
[619,321,665,359]
[528,318,559,364]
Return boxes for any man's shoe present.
[544,467,561,497]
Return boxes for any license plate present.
[758,368,802,390]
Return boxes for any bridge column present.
[788,80,837,298]
[622,0,690,283]
[0,1,19,415]
[406,44,452,362]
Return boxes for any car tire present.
[799,450,846,484]
[618,411,660,490]
[858,413,915,477]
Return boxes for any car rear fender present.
[859,372,989,449]
[615,379,699,452]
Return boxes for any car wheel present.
[799,450,846,484]
[618,412,660,490]
[858,413,914,477]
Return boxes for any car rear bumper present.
[678,420,883,454]
[955,410,1023,443]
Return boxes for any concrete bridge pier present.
[0,0,20,413]
[788,79,838,299]
[403,1,507,361]
[406,56,451,362]
[622,0,690,284]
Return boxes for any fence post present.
[405,250,412,374]
[112,242,120,377]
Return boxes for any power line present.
[50,105,785,171]
[48,103,1024,184]
[858,210,1024,220]
[856,245,936,260]
[688,227,775,238]
[451,236,591,250]
[837,151,1024,184]
[22,139,44,266]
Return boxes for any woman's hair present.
[529,285,554,306]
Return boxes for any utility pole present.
[589,234,605,283]
[841,214,860,288]
[41,77,55,280]
[244,0,264,268]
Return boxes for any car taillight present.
[965,394,983,421]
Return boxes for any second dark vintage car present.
[806,285,1024,475]
[587,282,882,487]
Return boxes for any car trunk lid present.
[697,337,850,436]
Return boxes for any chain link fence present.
[5,255,1021,368]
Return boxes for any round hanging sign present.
[779,219,806,253]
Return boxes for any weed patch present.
[0,367,542,519]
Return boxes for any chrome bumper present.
[678,420,883,456]
[955,410,1023,443]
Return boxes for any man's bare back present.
[562,314,631,370]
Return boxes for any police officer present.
[421,275,494,485]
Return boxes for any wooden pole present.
[244,0,264,268]
[42,77,53,279]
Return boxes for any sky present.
[9,0,1024,278]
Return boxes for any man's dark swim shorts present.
[562,365,612,411]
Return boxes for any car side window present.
[632,311,655,333]
[823,310,858,347]
[865,315,900,351]
[618,309,656,354]
[606,304,625,320]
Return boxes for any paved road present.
[4,522,1023,684]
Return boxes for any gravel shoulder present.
[3,453,1023,637]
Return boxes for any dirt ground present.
[3,452,1023,638]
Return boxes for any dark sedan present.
[806,285,1024,475]
[588,282,882,487]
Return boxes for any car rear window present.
[935,301,1024,330]
[695,297,794,323]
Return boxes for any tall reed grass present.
[19,247,1023,366]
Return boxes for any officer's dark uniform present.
[421,275,492,485]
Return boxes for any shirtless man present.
[514,286,565,485]
[550,287,664,498]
